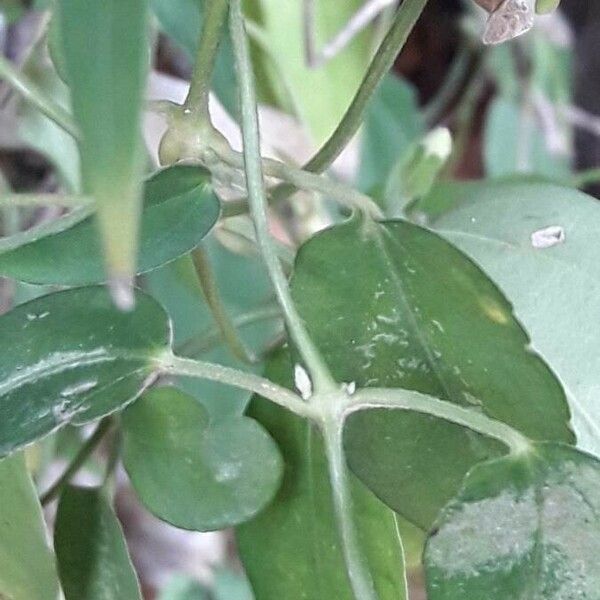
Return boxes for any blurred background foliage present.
[0,0,597,598]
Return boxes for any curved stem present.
[268,0,428,205]
[40,417,114,506]
[228,0,336,393]
[0,55,79,139]
[192,247,256,364]
[184,0,230,121]
[347,388,532,455]
[157,353,317,420]
[322,418,378,600]
[213,143,382,218]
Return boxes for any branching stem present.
[228,0,336,392]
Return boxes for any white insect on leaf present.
[482,0,534,45]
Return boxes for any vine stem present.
[40,417,114,506]
[228,0,336,393]
[347,388,532,455]
[266,0,428,205]
[191,247,256,364]
[0,193,92,208]
[156,353,317,420]
[0,54,79,139]
[322,417,379,600]
[183,0,230,121]
[212,142,383,219]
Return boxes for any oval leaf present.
[434,181,600,457]
[0,286,170,457]
[290,217,572,529]
[0,166,220,285]
[0,453,60,600]
[425,443,600,599]
[237,350,408,600]
[58,0,149,290]
[55,485,142,600]
[122,386,283,531]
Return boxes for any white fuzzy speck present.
[531,225,565,249]
[294,364,312,400]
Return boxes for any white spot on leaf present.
[531,225,565,249]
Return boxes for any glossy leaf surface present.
[0,166,220,285]
[435,181,600,456]
[57,0,149,286]
[237,351,408,600]
[55,485,142,600]
[122,386,283,531]
[291,217,572,528]
[425,443,600,599]
[0,453,60,600]
[0,286,170,456]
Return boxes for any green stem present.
[0,204,93,253]
[184,0,230,121]
[40,417,114,506]
[228,0,336,393]
[0,194,92,208]
[214,143,382,218]
[0,55,79,139]
[192,246,256,364]
[176,304,282,357]
[157,353,317,419]
[268,0,428,204]
[348,388,532,455]
[322,419,378,600]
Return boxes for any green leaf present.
[424,443,600,599]
[0,286,170,457]
[290,217,572,529]
[57,0,149,291]
[122,386,283,531]
[358,74,424,193]
[434,181,600,457]
[147,238,277,419]
[237,350,408,600]
[0,166,220,285]
[150,0,237,115]
[0,453,60,600]
[55,485,142,600]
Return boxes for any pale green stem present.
[267,0,428,204]
[0,204,93,253]
[322,418,379,600]
[176,304,282,357]
[0,194,92,208]
[214,145,382,219]
[192,246,256,364]
[228,0,336,392]
[157,353,317,419]
[348,388,532,455]
[572,167,600,189]
[184,0,230,121]
[0,54,79,139]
